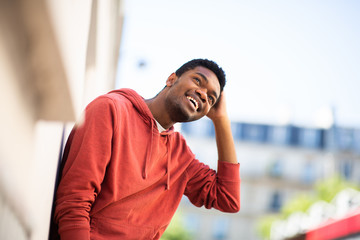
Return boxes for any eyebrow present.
[195,72,219,101]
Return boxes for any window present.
[337,128,354,151]
[269,191,282,212]
[299,128,325,149]
[302,161,315,184]
[268,126,290,145]
[268,159,283,178]
[242,123,268,143]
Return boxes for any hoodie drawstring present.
[166,136,171,190]
[143,120,172,190]
[143,121,154,179]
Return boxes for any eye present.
[208,96,215,105]
[194,77,201,84]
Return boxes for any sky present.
[116,0,360,129]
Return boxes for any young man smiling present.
[54,59,240,239]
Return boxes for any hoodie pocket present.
[90,216,154,240]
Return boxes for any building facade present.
[178,118,360,240]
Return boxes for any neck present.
[145,94,174,129]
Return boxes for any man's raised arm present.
[207,92,238,166]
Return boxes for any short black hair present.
[175,59,226,92]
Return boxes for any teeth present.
[187,96,198,110]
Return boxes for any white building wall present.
[0,0,123,239]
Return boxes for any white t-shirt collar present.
[154,119,167,133]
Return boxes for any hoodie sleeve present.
[184,159,240,213]
[54,96,117,240]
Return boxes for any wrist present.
[211,115,230,125]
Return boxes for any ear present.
[166,73,177,87]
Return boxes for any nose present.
[195,88,207,103]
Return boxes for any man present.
[54,59,240,239]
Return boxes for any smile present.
[187,96,199,111]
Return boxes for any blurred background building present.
[178,118,360,240]
[1,0,360,239]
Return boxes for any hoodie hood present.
[108,88,174,189]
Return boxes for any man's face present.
[164,66,221,123]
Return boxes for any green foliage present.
[315,174,360,202]
[256,215,279,240]
[281,194,315,218]
[161,212,193,240]
[256,174,360,239]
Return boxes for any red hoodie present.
[55,88,240,240]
